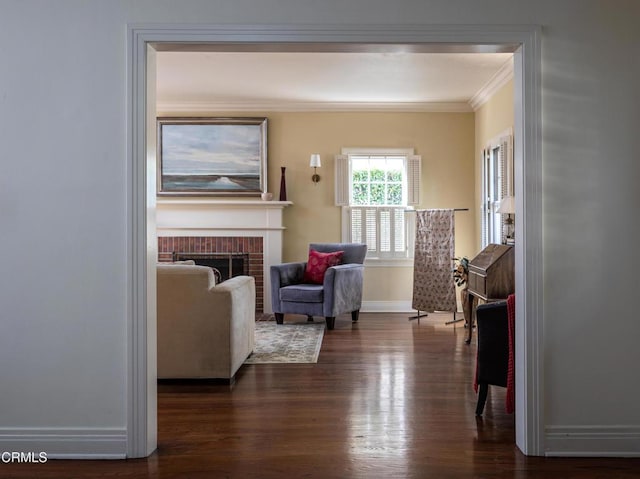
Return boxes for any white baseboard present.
[545,426,640,457]
[361,301,414,313]
[362,300,463,314]
[0,428,127,459]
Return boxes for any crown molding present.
[156,100,473,114]
[469,58,514,111]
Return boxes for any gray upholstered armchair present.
[270,243,367,330]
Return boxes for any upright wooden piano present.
[465,244,514,344]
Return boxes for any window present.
[336,148,421,262]
[481,131,513,247]
[351,156,406,206]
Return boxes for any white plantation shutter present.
[407,155,421,205]
[394,209,405,252]
[347,206,408,258]
[499,137,508,199]
[498,134,513,244]
[365,208,377,251]
[350,208,362,244]
[334,154,349,206]
[503,134,514,196]
[380,209,392,252]
[481,147,489,248]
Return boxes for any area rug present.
[244,321,325,364]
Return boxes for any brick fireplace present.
[156,198,291,314]
[158,236,264,312]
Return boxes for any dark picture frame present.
[157,117,267,196]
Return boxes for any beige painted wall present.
[473,80,514,252]
[157,110,476,306]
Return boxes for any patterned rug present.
[244,321,325,364]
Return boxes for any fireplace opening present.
[173,252,249,282]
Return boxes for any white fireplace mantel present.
[156,198,292,313]
[157,198,292,232]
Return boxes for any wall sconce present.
[310,154,321,183]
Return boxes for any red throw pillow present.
[303,249,344,284]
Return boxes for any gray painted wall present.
[0,0,638,456]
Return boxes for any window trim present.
[341,147,415,156]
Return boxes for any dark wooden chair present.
[474,300,509,416]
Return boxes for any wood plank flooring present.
[3,312,639,478]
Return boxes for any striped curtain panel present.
[411,209,457,313]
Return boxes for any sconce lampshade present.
[310,154,322,168]
[497,195,515,214]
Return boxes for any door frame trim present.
[126,23,543,457]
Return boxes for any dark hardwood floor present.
[3,313,639,478]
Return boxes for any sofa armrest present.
[210,274,255,294]
[209,275,256,319]
[323,263,365,317]
[209,276,256,331]
[208,275,255,378]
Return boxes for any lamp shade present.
[497,195,515,214]
[310,154,322,168]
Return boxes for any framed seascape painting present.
[157,117,267,196]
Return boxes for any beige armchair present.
[157,263,255,382]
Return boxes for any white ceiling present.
[156,51,513,112]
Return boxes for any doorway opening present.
[127,24,542,458]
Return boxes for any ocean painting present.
[158,118,267,195]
